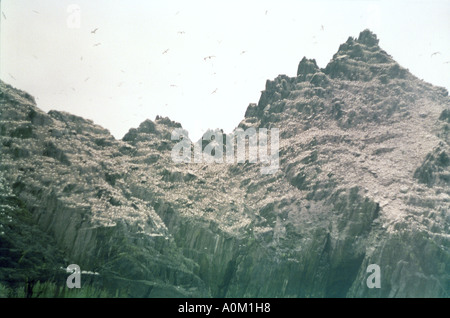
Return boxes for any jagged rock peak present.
[244,30,415,123]
[357,29,379,47]
[323,29,407,81]
[122,116,182,144]
[122,119,156,142]
[297,57,319,76]
[329,29,391,64]
[155,115,182,128]
[137,119,157,133]
[135,116,182,133]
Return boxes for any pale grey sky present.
[1,0,449,141]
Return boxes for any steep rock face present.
[1,30,449,297]
[0,82,208,297]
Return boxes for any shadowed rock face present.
[1,30,449,298]
[297,57,319,77]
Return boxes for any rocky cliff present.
[0,30,449,297]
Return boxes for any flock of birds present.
[81,18,226,104]
[159,30,249,95]
[1,8,449,96]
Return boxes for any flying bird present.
[203,55,215,61]
[321,25,324,31]
[265,10,268,15]
[240,50,246,55]
[431,52,441,57]
[177,31,185,35]
[162,49,169,54]
[170,84,177,87]
[93,43,101,46]
[91,28,99,34]
[444,61,450,64]
[2,11,6,19]
[32,10,39,14]
[84,77,90,82]
[211,88,218,94]
[8,73,16,80]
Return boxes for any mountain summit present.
[1,30,449,298]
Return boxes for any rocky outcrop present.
[1,30,449,297]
